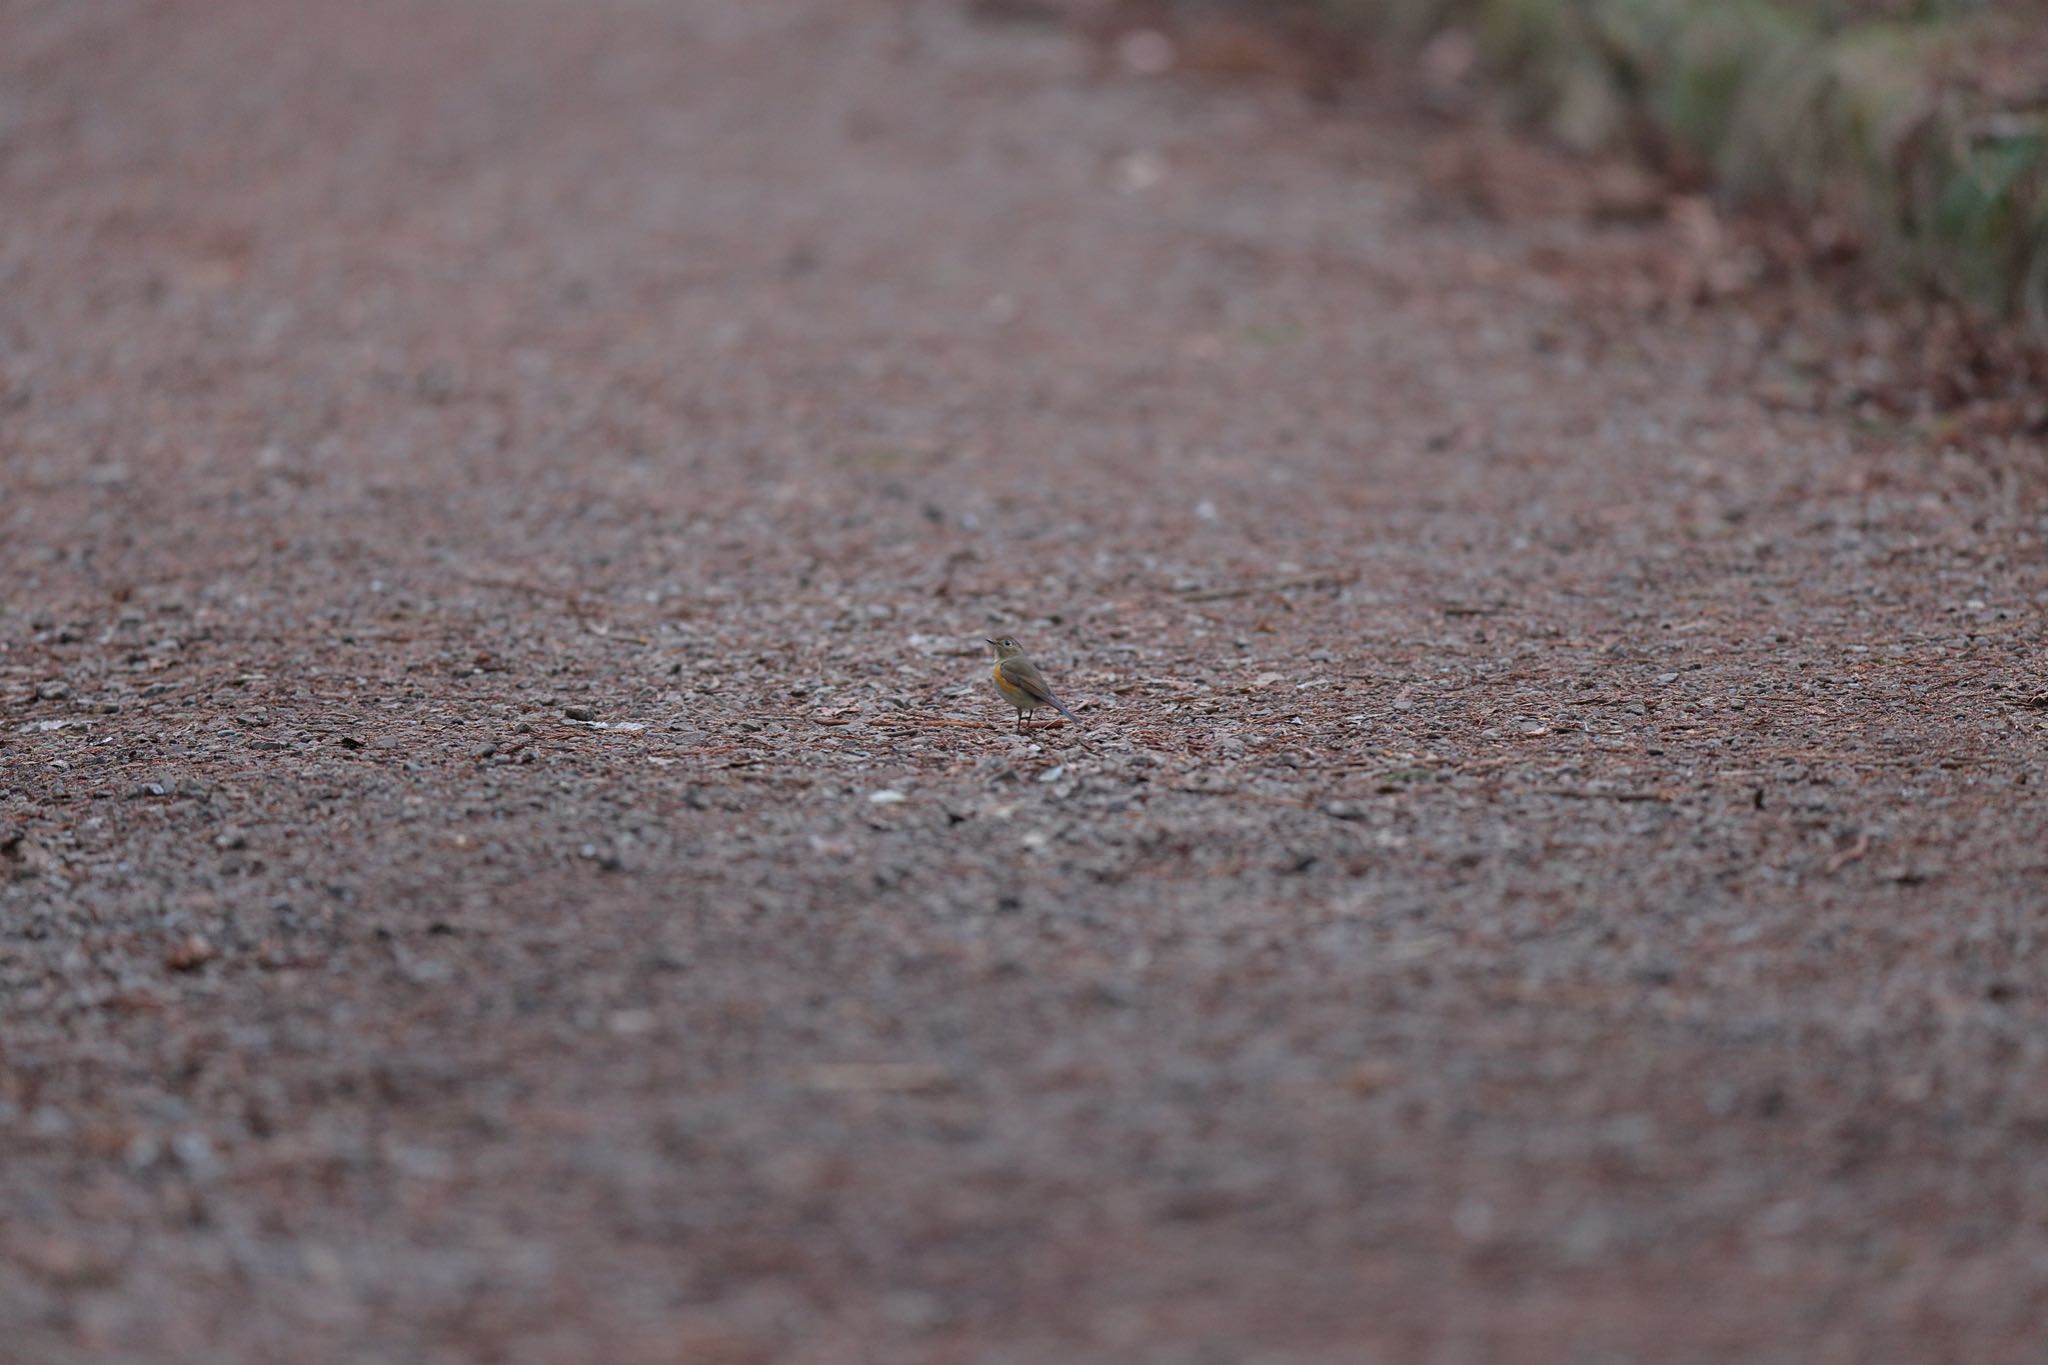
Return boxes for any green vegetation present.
[1319,0,2048,331]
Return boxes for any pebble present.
[171,1130,223,1182]
[879,1289,947,1332]
[28,1106,73,1138]
[164,935,218,972]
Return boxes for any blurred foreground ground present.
[4,0,2048,1360]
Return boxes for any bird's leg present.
[1016,710,1025,733]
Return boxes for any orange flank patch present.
[993,665,1035,707]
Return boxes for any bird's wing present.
[997,656,1057,704]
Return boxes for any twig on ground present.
[1176,571,1355,603]
[1534,786,1673,803]
[452,572,591,607]
[1825,835,1871,874]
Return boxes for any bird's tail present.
[1052,698,1076,722]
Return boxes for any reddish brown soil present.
[5,1,2048,1361]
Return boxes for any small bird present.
[987,636,1076,732]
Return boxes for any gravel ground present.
[4,1,2048,1361]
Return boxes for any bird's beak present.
[985,639,997,645]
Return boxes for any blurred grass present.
[1310,0,2048,332]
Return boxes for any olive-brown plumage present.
[986,636,1075,732]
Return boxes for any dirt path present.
[5,1,2047,1360]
